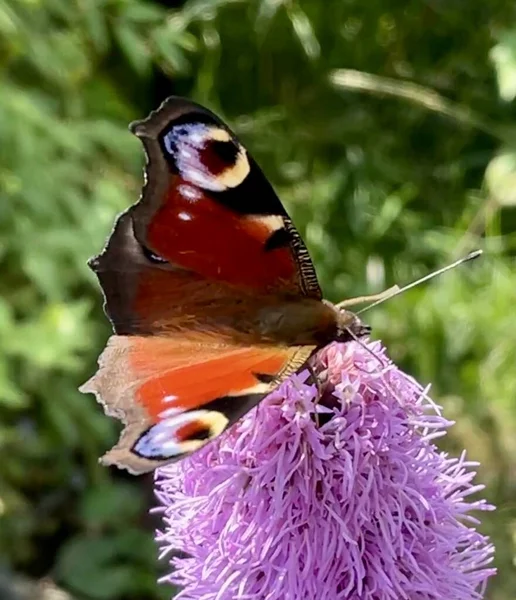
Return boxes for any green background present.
[1,0,515,598]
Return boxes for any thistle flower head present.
[154,341,495,600]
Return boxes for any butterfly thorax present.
[254,298,368,347]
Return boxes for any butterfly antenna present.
[356,249,482,316]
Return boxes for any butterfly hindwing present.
[80,336,314,473]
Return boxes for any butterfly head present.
[334,307,371,342]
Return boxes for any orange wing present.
[81,336,312,474]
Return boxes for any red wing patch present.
[129,97,321,299]
[144,176,300,291]
[80,335,313,474]
[88,210,329,341]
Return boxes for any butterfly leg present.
[305,362,323,427]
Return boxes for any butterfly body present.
[81,97,368,474]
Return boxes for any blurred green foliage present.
[0,0,515,598]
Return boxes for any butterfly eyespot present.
[141,245,168,264]
[175,421,212,442]
[209,139,240,164]
[131,410,230,461]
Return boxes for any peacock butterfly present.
[80,97,370,474]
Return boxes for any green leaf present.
[0,360,26,408]
[80,482,144,528]
[82,0,110,53]
[123,2,165,24]
[113,24,152,76]
[56,536,138,600]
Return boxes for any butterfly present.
[80,97,371,474]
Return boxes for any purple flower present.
[154,341,496,599]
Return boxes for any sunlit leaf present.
[485,150,516,206]
[286,4,320,60]
[490,30,516,102]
